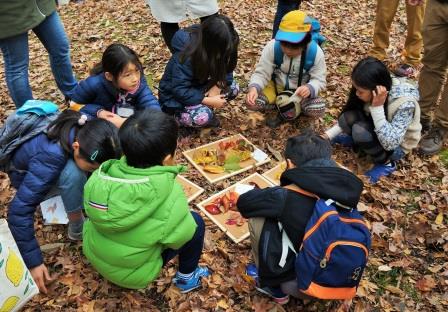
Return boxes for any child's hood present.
[83,157,186,232]
[389,76,419,102]
[171,26,198,54]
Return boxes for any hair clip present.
[78,114,88,126]
[90,150,99,161]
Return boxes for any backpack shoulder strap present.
[274,40,283,68]
[304,40,318,72]
[283,184,319,200]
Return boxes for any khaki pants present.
[370,0,425,66]
[418,0,448,129]
[248,217,265,268]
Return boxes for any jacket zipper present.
[35,0,46,17]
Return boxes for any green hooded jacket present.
[0,0,56,40]
[82,158,196,289]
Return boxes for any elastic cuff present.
[96,109,104,118]
[369,105,387,129]
[248,83,262,94]
[306,84,316,98]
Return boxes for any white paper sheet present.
[234,183,255,195]
[252,149,269,163]
[40,196,69,225]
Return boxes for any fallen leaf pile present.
[0,0,447,311]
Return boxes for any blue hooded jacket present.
[67,73,160,119]
[7,133,70,269]
[159,26,234,113]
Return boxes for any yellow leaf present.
[435,212,443,225]
[217,299,229,309]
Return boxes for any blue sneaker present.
[364,162,396,183]
[245,264,289,305]
[331,133,354,147]
[172,266,210,293]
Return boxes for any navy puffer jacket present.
[159,26,234,113]
[67,73,160,119]
[8,133,68,269]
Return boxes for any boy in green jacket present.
[82,109,209,292]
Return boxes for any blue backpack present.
[0,100,59,171]
[281,185,371,300]
[274,17,326,72]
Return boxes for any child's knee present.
[191,211,205,233]
[192,108,214,127]
[59,159,87,187]
[352,122,374,143]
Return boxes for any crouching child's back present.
[83,109,209,291]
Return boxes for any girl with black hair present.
[324,57,422,183]
[67,43,160,128]
[6,109,121,294]
[158,14,240,128]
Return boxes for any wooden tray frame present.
[183,134,271,184]
[262,161,351,186]
[196,173,274,243]
[176,175,204,203]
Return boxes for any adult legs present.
[418,0,448,128]
[370,0,400,61]
[33,11,77,97]
[403,2,425,66]
[0,33,33,107]
[161,22,180,53]
[273,0,302,38]
[418,0,448,154]
[161,13,218,53]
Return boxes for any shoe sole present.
[255,286,290,305]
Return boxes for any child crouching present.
[82,109,209,291]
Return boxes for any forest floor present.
[0,0,447,311]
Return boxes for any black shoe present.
[266,114,285,128]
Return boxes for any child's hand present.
[295,86,311,98]
[30,263,53,294]
[205,85,222,97]
[99,111,126,128]
[246,87,259,108]
[371,85,388,107]
[97,109,115,120]
[107,115,127,128]
[203,94,227,109]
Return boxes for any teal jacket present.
[0,0,56,40]
[82,158,196,289]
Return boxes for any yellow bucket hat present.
[275,10,312,43]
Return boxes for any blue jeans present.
[162,211,205,274]
[46,159,87,214]
[0,11,77,108]
[273,0,302,38]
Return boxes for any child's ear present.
[104,72,114,82]
[162,154,175,166]
[286,158,296,169]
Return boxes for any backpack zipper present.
[303,213,369,242]
[320,241,369,268]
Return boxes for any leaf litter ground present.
[0,0,447,311]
